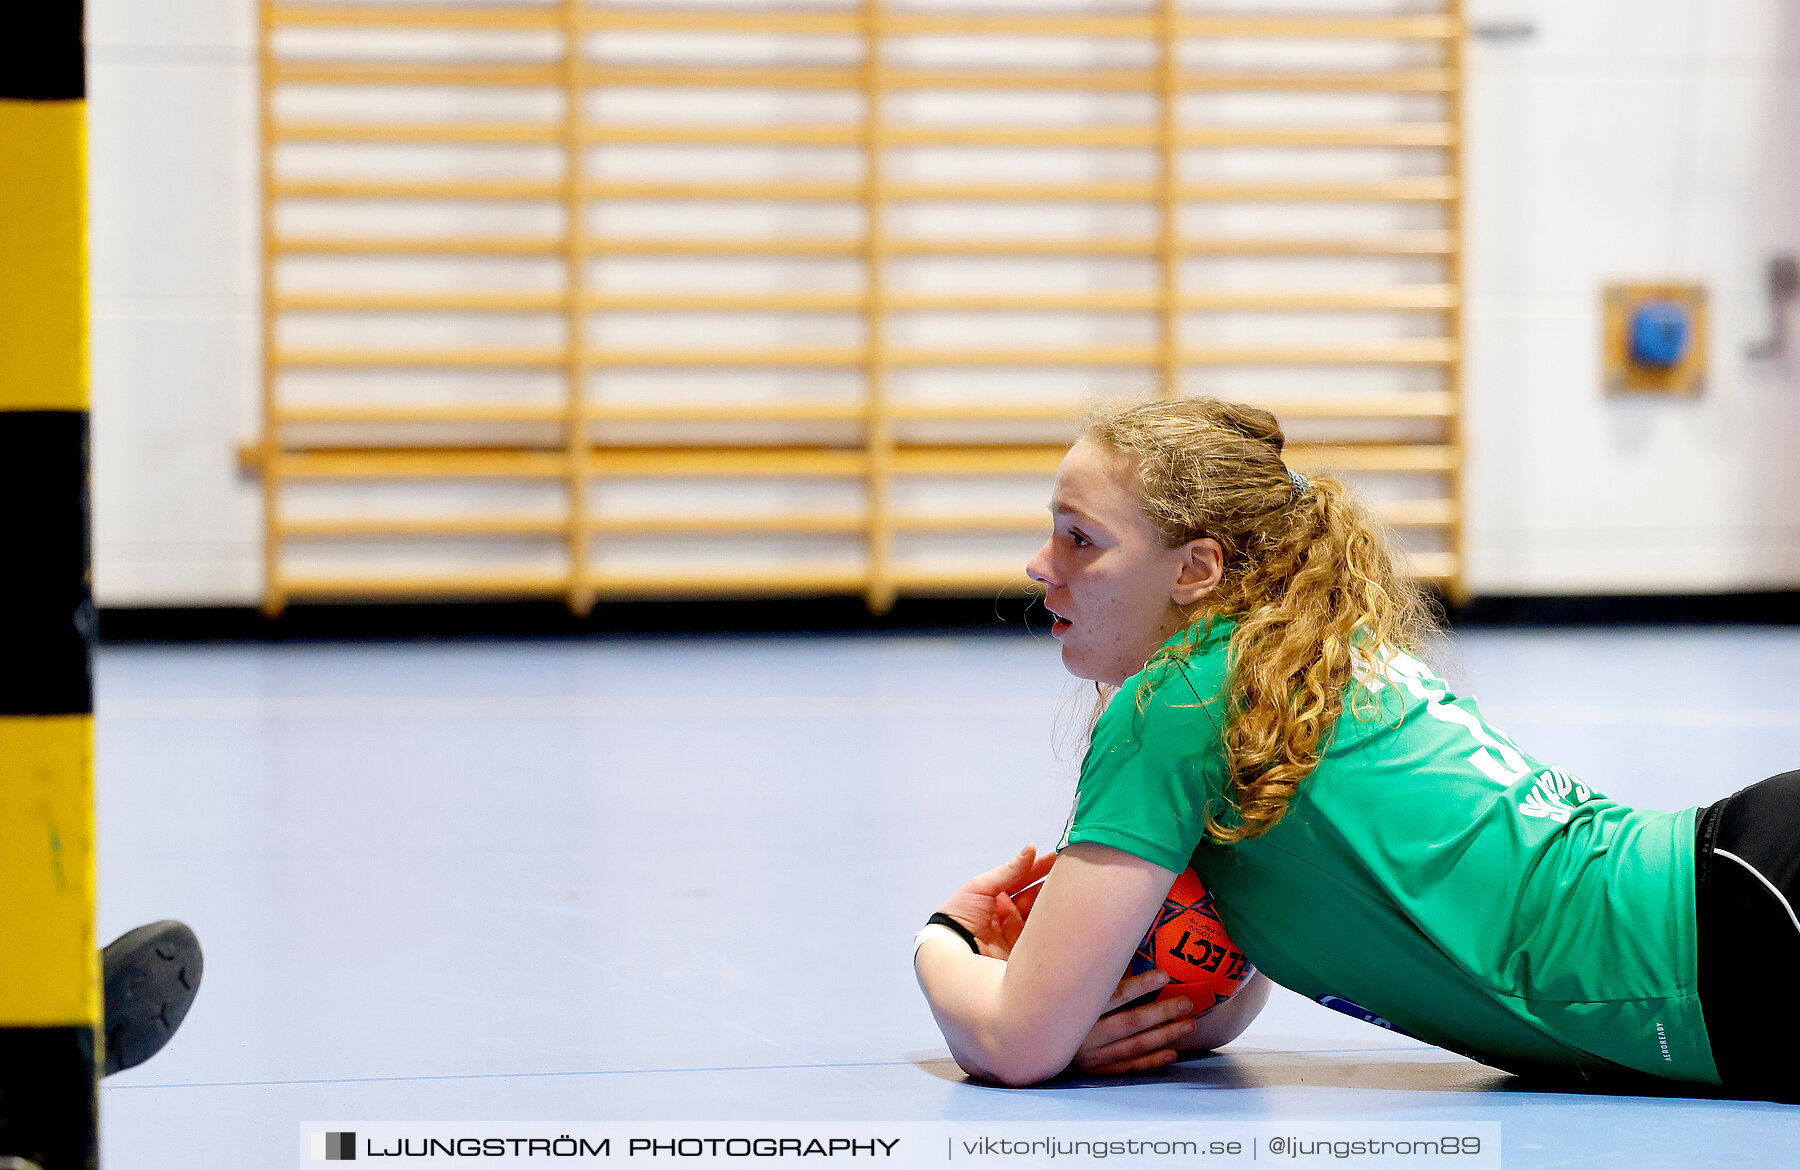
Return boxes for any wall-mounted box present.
[1604,282,1707,396]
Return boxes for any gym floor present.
[94,626,1799,1168]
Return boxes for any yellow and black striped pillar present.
[0,3,100,1168]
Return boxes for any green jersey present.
[1061,620,1719,1085]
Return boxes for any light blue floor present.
[94,628,1800,1167]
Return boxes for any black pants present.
[1695,770,1800,1101]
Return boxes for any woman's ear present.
[1171,538,1224,606]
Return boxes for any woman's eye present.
[1069,530,1091,548]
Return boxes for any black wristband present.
[926,912,981,954]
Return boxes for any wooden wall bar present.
[254,1,1465,612]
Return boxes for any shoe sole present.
[102,920,203,1076]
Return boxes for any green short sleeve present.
[1059,637,1232,873]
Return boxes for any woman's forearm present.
[914,845,1183,1086]
[913,935,1010,1080]
[914,936,1080,1085]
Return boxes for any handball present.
[1123,868,1255,1019]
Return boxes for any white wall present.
[86,0,1800,606]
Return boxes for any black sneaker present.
[101,920,203,1076]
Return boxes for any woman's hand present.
[934,845,1058,960]
[1069,969,1198,1076]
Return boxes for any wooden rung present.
[275,347,566,369]
[1181,178,1456,202]
[281,514,566,539]
[892,342,1455,367]
[588,567,871,597]
[895,512,1047,534]
[272,391,1454,432]
[273,120,561,144]
[888,402,1080,423]
[272,340,1453,371]
[900,236,1455,258]
[578,123,1454,150]
[589,347,866,368]
[1177,287,1459,311]
[274,177,563,201]
[892,346,1154,367]
[586,237,865,257]
[892,125,1157,148]
[874,66,1152,93]
[890,13,1459,39]
[1290,444,1459,473]
[585,291,866,311]
[1183,234,1455,256]
[271,176,1456,206]
[598,236,1336,260]
[895,67,1453,94]
[268,450,570,479]
[270,4,559,30]
[292,289,1277,313]
[1180,124,1455,148]
[256,446,1081,481]
[590,402,867,423]
[889,391,1455,422]
[577,64,1451,94]
[893,448,1066,476]
[883,287,1457,312]
[586,123,861,147]
[1378,499,1459,528]
[888,291,1157,311]
[583,7,863,34]
[894,178,1455,203]
[428,443,1414,481]
[1178,69,1453,94]
[593,514,866,536]
[273,235,563,257]
[576,9,1458,40]
[888,566,1037,592]
[585,63,863,90]
[592,449,869,477]
[893,180,1150,202]
[278,560,1449,601]
[1404,552,1458,582]
[281,402,867,426]
[278,403,564,425]
[587,179,863,201]
[275,291,566,313]
[889,238,1160,258]
[1181,341,1458,365]
[1229,391,1458,419]
[269,61,562,87]
[280,570,569,599]
[776,499,1434,533]
[282,513,873,539]
[269,119,1456,152]
[1178,14,1458,39]
[579,346,1146,368]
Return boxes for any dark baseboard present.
[93,590,1800,644]
[95,596,1052,643]
[1446,591,1800,628]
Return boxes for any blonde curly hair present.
[1078,396,1442,843]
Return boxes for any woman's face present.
[1025,439,1222,686]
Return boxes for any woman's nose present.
[1025,539,1054,585]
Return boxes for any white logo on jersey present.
[1517,765,1593,823]
[1355,645,1600,823]
[1354,645,1533,786]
